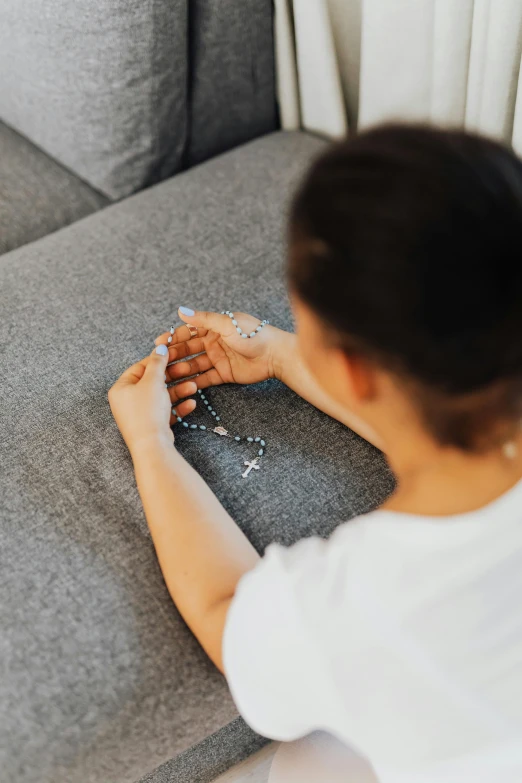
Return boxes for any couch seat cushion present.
[0,131,393,783]
[0,122,108,255]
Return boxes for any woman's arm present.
[273,331,384,450]
[108,346,259,672]
[132,435,259,672]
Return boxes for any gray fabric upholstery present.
[140,719,269,783]
[0,122,109,255]
[0,1,187,199]
[186,0,277,167]
[0,132,394,783]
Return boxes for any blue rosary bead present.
[190,424,197,429]
[211,411,217,417]
[247,437,253,442]
[258,449,264,456]
[254,437,260,442]
[234,436,240,441]
[260,439,265,446]
[216,416,221,421]
[177,417,182,423]
[182,422,189,428]
[200,425,207,430]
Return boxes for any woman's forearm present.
[131,435,259,669]
[275,332,384,450]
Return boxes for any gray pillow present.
[0,1,187,200]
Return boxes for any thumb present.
[144,343,170,381]
[177,306,229,334]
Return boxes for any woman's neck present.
[383,434,522,517]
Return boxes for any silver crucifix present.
[242,458,260,478]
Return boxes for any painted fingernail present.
[155,344,168,356]
[179,306,195,317]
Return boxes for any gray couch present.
[0,4,393,782]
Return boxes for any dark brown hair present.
[289,125,522,450]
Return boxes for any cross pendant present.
[242,458,260,478]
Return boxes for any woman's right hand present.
[155,307,294,404]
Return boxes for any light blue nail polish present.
[156,344,168,356]
[179,306,195,317]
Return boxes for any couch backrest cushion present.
[186,0,277,167]
[0,1,188,200]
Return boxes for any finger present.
[143,344,170,381]
[167,354,213,381]
[155,323,209,346]
[167,379,198,404]
[113,359,147,387]
[194,368,224,391]
[177,307,233,337]
[170,398,196,423]
[166,338,206,362]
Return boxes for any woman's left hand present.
[108,345,197,455]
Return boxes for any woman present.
[109,125,522,782]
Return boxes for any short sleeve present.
[223,539,332,742]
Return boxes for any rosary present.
[171,311,269,479]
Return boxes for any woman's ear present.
[341,352,378,405]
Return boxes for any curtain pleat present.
[359,0,436,128]
[359,0,474,129]
[292,0,348,137]
[274,0,300,130]
[513,55,522,155]
[465,0,522,143]
[431,0,474,125]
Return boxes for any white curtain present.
[275,0,522,152]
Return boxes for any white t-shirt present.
[223,480,522,783]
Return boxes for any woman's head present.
[289,125,522,452]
